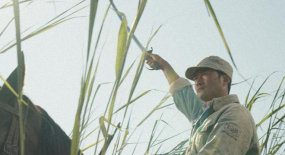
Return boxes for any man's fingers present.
[148,62,155,69]
[145,53,163,70]
[146,59,155,68]
[146,59,152,63]
[146,60,154,65]
[145,53,154,60]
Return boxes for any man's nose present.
[195,76,203,86]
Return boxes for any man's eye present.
[201,73,207,78]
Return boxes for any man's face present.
[193,68,224,102]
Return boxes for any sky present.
[0,0,285,154]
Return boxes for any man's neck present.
[205,94,230,107]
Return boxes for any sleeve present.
[169,77,204,123]
[197,105,253,155]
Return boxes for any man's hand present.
[145,53,166,70]
[145,53,180,85]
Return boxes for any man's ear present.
[222,75,230,86]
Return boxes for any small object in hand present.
[146,47,153,60]
[146,47,160,70]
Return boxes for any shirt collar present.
[207,94,240,111]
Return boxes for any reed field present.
[0,0,284,154]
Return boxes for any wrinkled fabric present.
[170,78,260,155]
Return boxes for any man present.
[146,54,260,155]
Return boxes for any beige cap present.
[185,56,233,80]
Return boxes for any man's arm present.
[146,53,179,85]
[146,53,204,122]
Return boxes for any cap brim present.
[185,66,213,80]
[185,66,200,80]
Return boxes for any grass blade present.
[1,2,86,54]
[119,57,138,86]
[71,1,99,154]
[256,104,285,128]
[81,137,105,153]
[12,0,25,154]
[115,12,128,79]
[137,95,171,127]
[131,132,143,155]
[0,17,14,37]
[86,0,99,63]
[246,73,276,111]
[0,0,32,10]
[204,0,237,70]
[121,24,161,124]
[114,90,151,114]
[145,120,158,154]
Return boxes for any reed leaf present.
[131,132,143,155]
[0,0,32,10]
[81,4,111,133]
[231,77,252,86]
[71,0,100,153]
[12,0,26,154]
[81,137,105,153]
[71,76,86,155]
[122,24,161,120]
[152,129,189,148]
[38,0,85,30]
[85,82,112,128]
[124,0,147,52]
[82,126,99,141]
[99,123,121,155]
[0,18,14,37]
[273,114,285,127]
[103,12,128,143]
[145,120,158,154]
[86,0,99,63]
[80,69,96,131]
[1,17,80,53]
[272,76,285,107]
[256,104,285,128]
[163,139,188,154]
[81,51,103,133]
[0,75,28,106]
[115,12,128,79]
[137,95,171,127]
[110,0,145,51]
[246,73,276,111]
[270,140,285,154]
[114,90,151,114]
[204,0,237,70]
[91,3,111,64]
[119,58,138,86]
[117,116,131,153]
[101,5,148,152]
[99,116,121,137]
[1,2,86,54]
[157,103,174,110]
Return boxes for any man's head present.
[185,56,233,102]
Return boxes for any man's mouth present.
[197,87,204,92]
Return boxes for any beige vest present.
[186,95,260,155]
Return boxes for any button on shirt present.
[169,78,260,155]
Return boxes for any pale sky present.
[0,0,284,154]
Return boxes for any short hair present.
[217,70,231,94]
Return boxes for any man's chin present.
[197,93,208,102]
[197,93,204,100]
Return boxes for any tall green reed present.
[12,0,25,154]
